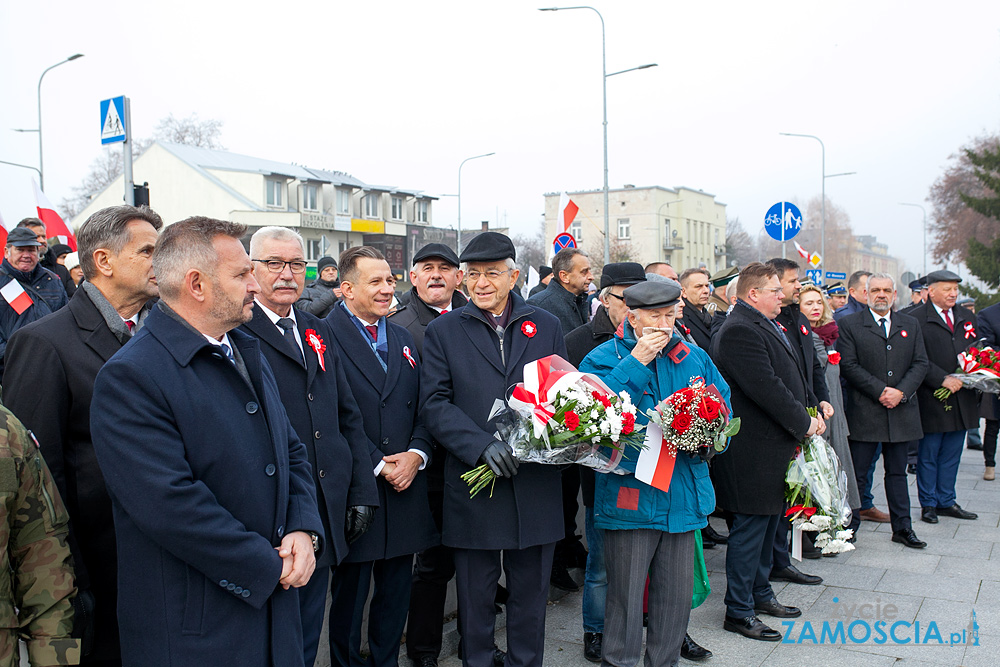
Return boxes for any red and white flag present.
[0,208,11,248]
[558,192,579,233]
[0,279,33,315]
[634,423,677,493]
[793,240,822,269]
[31,178,77,251]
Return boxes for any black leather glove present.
[345,505,377,544]
[480,440,519,479]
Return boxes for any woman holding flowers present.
[579,280,730,667]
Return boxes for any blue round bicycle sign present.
[764,202,803,242]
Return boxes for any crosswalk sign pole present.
[123,97,134,205]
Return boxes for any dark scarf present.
[813,320,839,347]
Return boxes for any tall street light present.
[899,202,928,275]
[540,6,656,265]
[779,133,826,267]
[457,152,495,254]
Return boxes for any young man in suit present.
[4,204,163,666]
[327,246,438,667]
[240,227,380,667]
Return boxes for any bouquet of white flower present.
[785,429,855,555]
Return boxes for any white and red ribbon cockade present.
[800,324,809,336]
[403,345,416,369]
[965,322,976,340]
[304,328,326,371]
[521,320,537,338]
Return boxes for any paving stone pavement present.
[429,444,994,667]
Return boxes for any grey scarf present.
[81,282,152,345]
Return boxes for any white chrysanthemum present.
[600,420,612,435]
[811,515,833,530]
[821,539,854,554]
[835,530,854,541]
[590,410,600,421]
[798,522,819,532]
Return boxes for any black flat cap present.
[710,265,740,288]
[600,262,646,289]
[623,280,681,310]
[6,227,44,247]
[412,242,459,267]
[908,279,926,291]
[538,265,552,280]
[458,231,516,263]
[925,269,962,285]
[317,256,337,273]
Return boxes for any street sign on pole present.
[100,96,127,145]
[764,202,803,243]
[553,232,577,255]
[806,269,822,285]
[825,271,847,280]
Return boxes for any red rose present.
[827,351,841,365]
[563,411,580,431]
[671,412,693,434]
[622,412,635,435]
[697,397,721,421]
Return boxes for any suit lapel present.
[459,307,506,375]
[753,316,798,365]
[246,304,306,368]
[71,290,126,361]
[382,325,402,399]
[330,306,387,391]
[296,316,319,386]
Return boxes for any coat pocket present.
[181,565,205,636]
[691,463,716,518]
[597,477,656,525]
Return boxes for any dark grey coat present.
[913,301,979,433]
[837,309,929,444]
[526,279,588,335]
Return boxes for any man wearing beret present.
[295,256,340,317]
[420,232,566,667]
[580,280,730,667]
[913,270,979,524]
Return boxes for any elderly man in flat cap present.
[579,280,729,667]
[913,270,980,523]
[420,232,567,667]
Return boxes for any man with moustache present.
[239,227,379,667]
[421,232,566,667]
[4,204,163,666]
[390,243,467,355]
[327,246,437,667]
[678,268,713,351]
[90,217,323,667]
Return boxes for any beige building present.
[543,185,728,272]
[849,234,899,278]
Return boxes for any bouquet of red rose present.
[461,355,645,498]
[934,346,1000,408]
[644,377,740,463]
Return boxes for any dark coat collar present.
[458,291,536,375]
[328,304,402,397]
[243,304,317,379]
[399,287,468,327]
[591,305,616,339]
[68,287,124,361]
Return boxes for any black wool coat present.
[913,300,980,433]
[837,309,929,443]
[679,299,713,351]
[388,287,468,358]
[327,305,438,562]
[420,293,567,550]
[710,302,813,515]
[526,279,588,336]
[777,305,830,405]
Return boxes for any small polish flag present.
[0,208,10,248]
[0,280,33,315]
[793,241,822,269]
[634,423,677,493]
[558,192,579,232]
[31,178,77,251]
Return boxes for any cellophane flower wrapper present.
[786,434,855,554]
[943,347,1000,396]
[644,377,741,463]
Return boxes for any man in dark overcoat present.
[976,301,1000,481]
[327,245,437,667]
[677,268,713,351]
[4,204,163,666]
[833,270,871,321]
[913,270,980,524]
[389,243,467,357]
[239,227,380,667]
[420,232,567,667]
[90,217,324,667]
[711,262,824,642]
[837,273,929,548]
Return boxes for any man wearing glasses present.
[421,232,567,667]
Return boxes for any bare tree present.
[512,224,548,276]
[724,217,757,268]
[153,113,225,150]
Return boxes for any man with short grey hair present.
[4,204,163,665]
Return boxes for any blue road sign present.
[764,202,803,242]
[825,271,847,280]
[806,269,822,285]
[100,96,127,145]
[553,232,577,254]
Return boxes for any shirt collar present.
[931,300,950,319]
[869,308,891,326]
[203,332,234,349]
[255,299,297,327]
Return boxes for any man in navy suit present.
[327,246,438,667]
[240,227,380,667]
[90,217,324,667]
[420,232,567,667]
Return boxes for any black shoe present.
[936,504,978,520]
[680,633,712,661]
[754,597,802,618]
[907,463,918,475]
[583,632,602,663]
[921,507,938,523]
[568,539,589,568]
[769,565,823,585]
[702,535,716,549]
[703,523,728,545]
[550,562,580,591]
[492,647,506,667]
[723,614,782,641]
[891,529,927,549]
[801,545,822,560]
[413,657,437,667]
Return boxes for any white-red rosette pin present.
[800,324,808,336]
[521,320,537,338]
[965,322,976,340]
[304,328,326,371]
[403,345,416,369]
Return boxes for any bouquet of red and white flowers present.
[462,355,645,498]
[935,346,1000,408]
[644,377,740,463]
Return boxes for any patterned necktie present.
[879,317,888,338]
[219,343,235,364]
[944,309,954,332]
[276,317,303,363]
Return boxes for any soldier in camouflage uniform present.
[0,404,79,666]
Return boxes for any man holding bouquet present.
[579,280,730,667]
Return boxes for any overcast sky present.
[2,0,999,275]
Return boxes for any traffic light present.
[134,182,150,207]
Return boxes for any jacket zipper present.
[34,454,57,519]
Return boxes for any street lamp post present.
[34,54,84,191]
[779,133,825,267]
[899,202,928,276]
[540,6,656,265]
[456,152,495,254]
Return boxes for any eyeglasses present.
[608,293,626,302]
[758,287,783,295]
[466,269,511,282]
[252,259,307,274]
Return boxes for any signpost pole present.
[123,97,134,205]
[781,201,786,259]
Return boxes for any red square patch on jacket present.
[617,487,639,511]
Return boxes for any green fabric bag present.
[691,529,710,609]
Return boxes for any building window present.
[303,184,318,211]
[617,218,630,240]
[307,239,321,260]
[266,179,282,207]
[570,220,583,243]
[363,193,379,218]
[336,189,351,215]
[391,196,403,220]
[417,200,429,223]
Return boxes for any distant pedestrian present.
[295,256,340,317]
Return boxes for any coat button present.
[887,370,894,377]
[219,580,228,587]
[265,464,276,476]
[407,400,412,407]
[318,469,326,478]
[887,345,892,351]
[308,393,314,401]
[277,525,284,537]
[227,583,236,591]
[246,401,258,414]
[314,430,322,439]
[381,401,387,408]
[242,590,251,598]
[382,438,390,446]
[234,586,243,594]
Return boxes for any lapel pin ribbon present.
[403,345,416,369]
[521,320,537,338]
[964,322,976,339]
[304,329,326,371]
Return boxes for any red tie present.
[365,325,378,340]
[440,308,449,315]
[125,320,135,333]
[944,309,954,332]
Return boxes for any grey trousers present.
[602,529,694,667]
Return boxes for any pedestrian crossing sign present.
[100,96,127,145]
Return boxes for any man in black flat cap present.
[420,232,566,667]
[391,243,467,356]
[913,269,980,524]
[528,266,552,297]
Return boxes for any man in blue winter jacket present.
[580,280,730,667]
